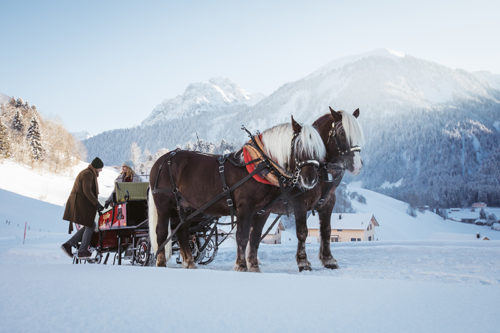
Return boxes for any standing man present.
[61,157,105,259]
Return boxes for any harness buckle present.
[226,198,234,207]
[223,186,229,192]
[256,209,266,215]
[219,165,225,173]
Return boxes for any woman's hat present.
[122,160,134,169]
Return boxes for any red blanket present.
[243,146,273,185]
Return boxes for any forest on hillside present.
[0,97,84,171]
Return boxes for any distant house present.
[307,213,379,243]
[261,219,285,244]
[472,202,487,208]
[447,209,478,224]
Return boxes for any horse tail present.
[148,189,159,253]
[148,189,173,264]
[165,220,173,263]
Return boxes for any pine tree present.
[0,119,11,158]
[26,116,44,160]
[12,110,24,133]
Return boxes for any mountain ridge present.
[83,49,500,207]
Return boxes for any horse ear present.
[291,115,302,133]
[329,106,342,122]
[353,108,360,118]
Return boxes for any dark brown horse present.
[251,107,364,271]
[148,117,326,272]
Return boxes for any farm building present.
[261,218,285,244]
[307,213,379,243]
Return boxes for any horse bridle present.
[327,119,361,156]
[290,130,321,185]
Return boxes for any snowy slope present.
[2,161,500,332]
[0,160,118,206]
[346,184,499,241]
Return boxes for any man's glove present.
[97,203,104,212]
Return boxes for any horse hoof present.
[248,265,261,273]
[321,257,339,269]
[156,252,167,267]
[234,264,248,272]
[298,265,312,272]
[184,262,197,269]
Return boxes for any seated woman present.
[104,161,142,208]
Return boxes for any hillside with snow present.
[1,160,500,332]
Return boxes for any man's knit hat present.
[91,157,104,169]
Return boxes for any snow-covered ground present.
[0,160,118,205]
[1,160,500,333]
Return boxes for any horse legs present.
[234,209,253,272]
[318,200,339,269]
[155,211,170,267]
[246,212,270,273]
[294,203,311,272]
[177,223,196,269]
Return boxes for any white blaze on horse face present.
[351,151,362,175]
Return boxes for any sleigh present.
[74,182,225,266]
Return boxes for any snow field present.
[1,160,500,332]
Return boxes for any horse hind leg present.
[154,202,175,267]
[234,211,252,272]
[246,212,270,273]
[155,213,171,267]
[177,224,196,269]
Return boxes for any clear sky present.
[1,0,499,135]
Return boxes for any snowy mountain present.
[142,77,263,127]
[0,92,11,105]
[246,48,499,124]
[83,49,500,207]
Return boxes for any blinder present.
[328,120,362,156]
